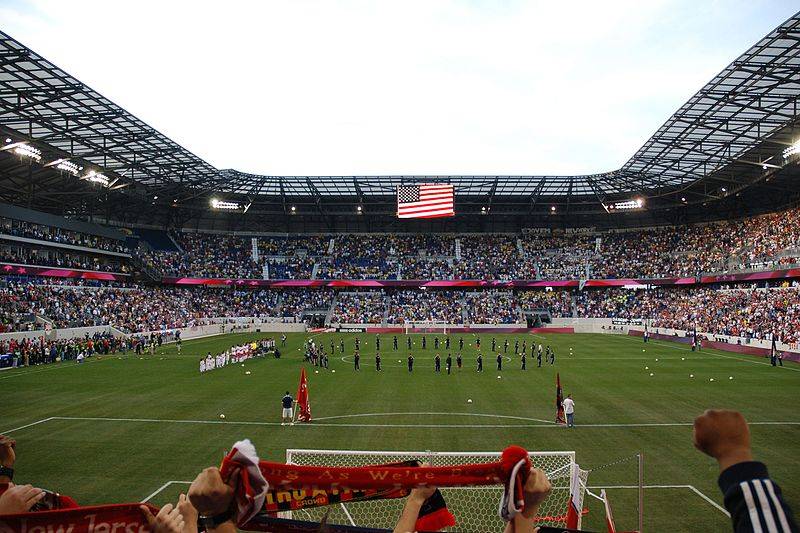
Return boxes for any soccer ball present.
[681,357,685,361]
[729,376,734,380]
[649,373,654,376]
[315,370,319,374]
[655,358,659,362]
[497,375,501,379]
[690,374,694,378]
[709,378,715,382]
[467,399,473,403]
[398,360,402,363]
[241,364,245,367]
[332,370,336,373]
[645,366,649,370]
[245,371,251,375]
[219,414,226,419]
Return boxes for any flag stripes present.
[397,184,455,219]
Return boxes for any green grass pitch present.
[1,331,798,531]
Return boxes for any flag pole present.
[638,452,644,533]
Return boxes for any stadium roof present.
[0,12,799,231]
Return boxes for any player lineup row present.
[301,336,560,372]
[295,334,558,355]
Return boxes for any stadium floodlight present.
[82,170,111,187]
[44,158,82,176]
[605,197,645,211]
[210,198,240,210]
[1,142,42,162]
[550,206,556,212]
[783,139,800,159]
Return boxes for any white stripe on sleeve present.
[763,480,792,533]
[753,479,779,533]
[741,481,765,533]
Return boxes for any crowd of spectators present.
[154,233,261,279]
[465,291,521,324]
[1,245,129,273]
[129,205,800,281]
[0,217,128,253]
[316,258,398,280]
[258,235,330,256]
[385,290,463,323]
[277,289,333,318]
[517,290,573,318]
[330,291,385,324]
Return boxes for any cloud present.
[1,0,796,175]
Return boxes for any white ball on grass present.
[655,358,659,362]
[690,374,694,378]
[245,371,251,375]
[219,414,226,419]
[729,376,734,380]
[645,366,649,370]
[315,370,319,374]
[398,360,402,363]
[332,370,336,373]
[467,399,473,403]
[497,375,502,379]
[241,364,245,367]
[649,373,654,377]
[709,378,715,382]
[681,357,685,361]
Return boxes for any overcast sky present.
[1,1,797,176]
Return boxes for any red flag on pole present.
[555,373,565,425]
[296,367,312,422]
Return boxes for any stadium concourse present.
[2,8,800,533]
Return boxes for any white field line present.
[31,415,800,430]
[141,480,191,503]
[313,411,556,424]
[616,336,800,373]
[588,484,729,517]
[0,417,55,434]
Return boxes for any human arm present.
[0,435,16,483]
[186,467,238,533]
[693,409,797,532]
[502,467,551,533]
[0,484,45,514]
[393,487,437,533]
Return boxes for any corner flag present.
[296,367,312,422]
[555,373,565,424]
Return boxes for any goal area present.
[284,448,588,532]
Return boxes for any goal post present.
[284,448,587,531]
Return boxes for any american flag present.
[396,183,455,219]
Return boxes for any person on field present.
[476,354,483,372]
[354,351,360,371]
[407,354,414,372]
[434,353,441,372]
[281,391,294,426]
[562,394,575,428]
[446,353,452,375]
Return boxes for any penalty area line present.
[141,481,191,503]
[0,417,56,435]
[588,484,729,517]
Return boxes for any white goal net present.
[285,448,588,532]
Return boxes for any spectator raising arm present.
[694,409,798,532]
